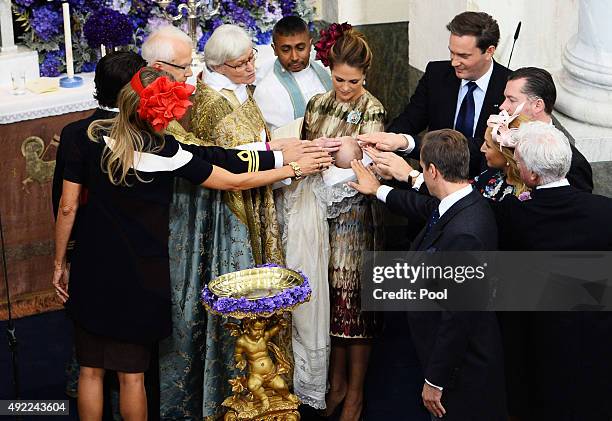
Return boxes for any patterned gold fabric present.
[161,81,289,419]
[303,89,386,338]
[165,119,213,146]
[302,89,386,140]
[190,81,283,266]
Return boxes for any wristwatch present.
[408,169,421,185]
[288,161,303,179]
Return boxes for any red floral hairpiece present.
[314,22,352,67]
[130,69,195,132]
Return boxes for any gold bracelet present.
[288,161,303,179]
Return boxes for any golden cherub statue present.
[223,316,300,420]
[235,317,299,409]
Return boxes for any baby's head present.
[332,137,363,169]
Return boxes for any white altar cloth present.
[0,72,97,124]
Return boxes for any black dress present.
[62,131,275,370]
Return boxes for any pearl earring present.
[363,80,366,86]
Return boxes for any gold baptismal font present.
[203,266,311,420]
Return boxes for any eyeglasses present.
[223,48,258,71]
[157,60,192,72]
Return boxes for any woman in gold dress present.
[304,26,386,420]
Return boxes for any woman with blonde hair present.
[52,67,330,421]
[473,109,531,201]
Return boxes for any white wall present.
[408,0,464,71]
[469,0,578,71]
[315,0,409,24]
[408,0,578,72]
[316,0,578,74]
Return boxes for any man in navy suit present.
[359,11,510,178]
[350,129,506,421]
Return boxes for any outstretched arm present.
[201,150,332,191]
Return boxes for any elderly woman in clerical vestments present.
[188,24,287,418]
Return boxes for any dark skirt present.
[74,324,152,373]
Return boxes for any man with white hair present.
[141,25,194,83]
[497,121,612,420]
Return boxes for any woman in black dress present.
[52,67,332,421]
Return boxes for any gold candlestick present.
[154,0,220,64]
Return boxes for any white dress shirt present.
[437,184,473,217]
[535,178,570,189]
[453,61,494,137]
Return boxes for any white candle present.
[101,44,106,57]
[62,2,74,78]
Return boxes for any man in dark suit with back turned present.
[359,11,510,178]
[496,121,612,421]
[350,129,506,421]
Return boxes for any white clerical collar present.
[100,106,119,113]
[536,178,570,189]
[438,184,473,217]
[460,60,494,92]
[204,69,248,104]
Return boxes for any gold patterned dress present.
[303,89,386,338]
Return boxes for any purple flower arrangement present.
[84,8,133,49]
[13,0,314,77]
[39,49,64,78]
[202,264,312,317]
[30,5,63,42]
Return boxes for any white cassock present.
[254,57,331,132]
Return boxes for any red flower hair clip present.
[130,70,195,132]
[314,22,352,67]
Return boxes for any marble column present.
[553,0,612,196]
[555,0,612,127]
[0,0,17,53]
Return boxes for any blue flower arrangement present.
[12,0,315,77]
